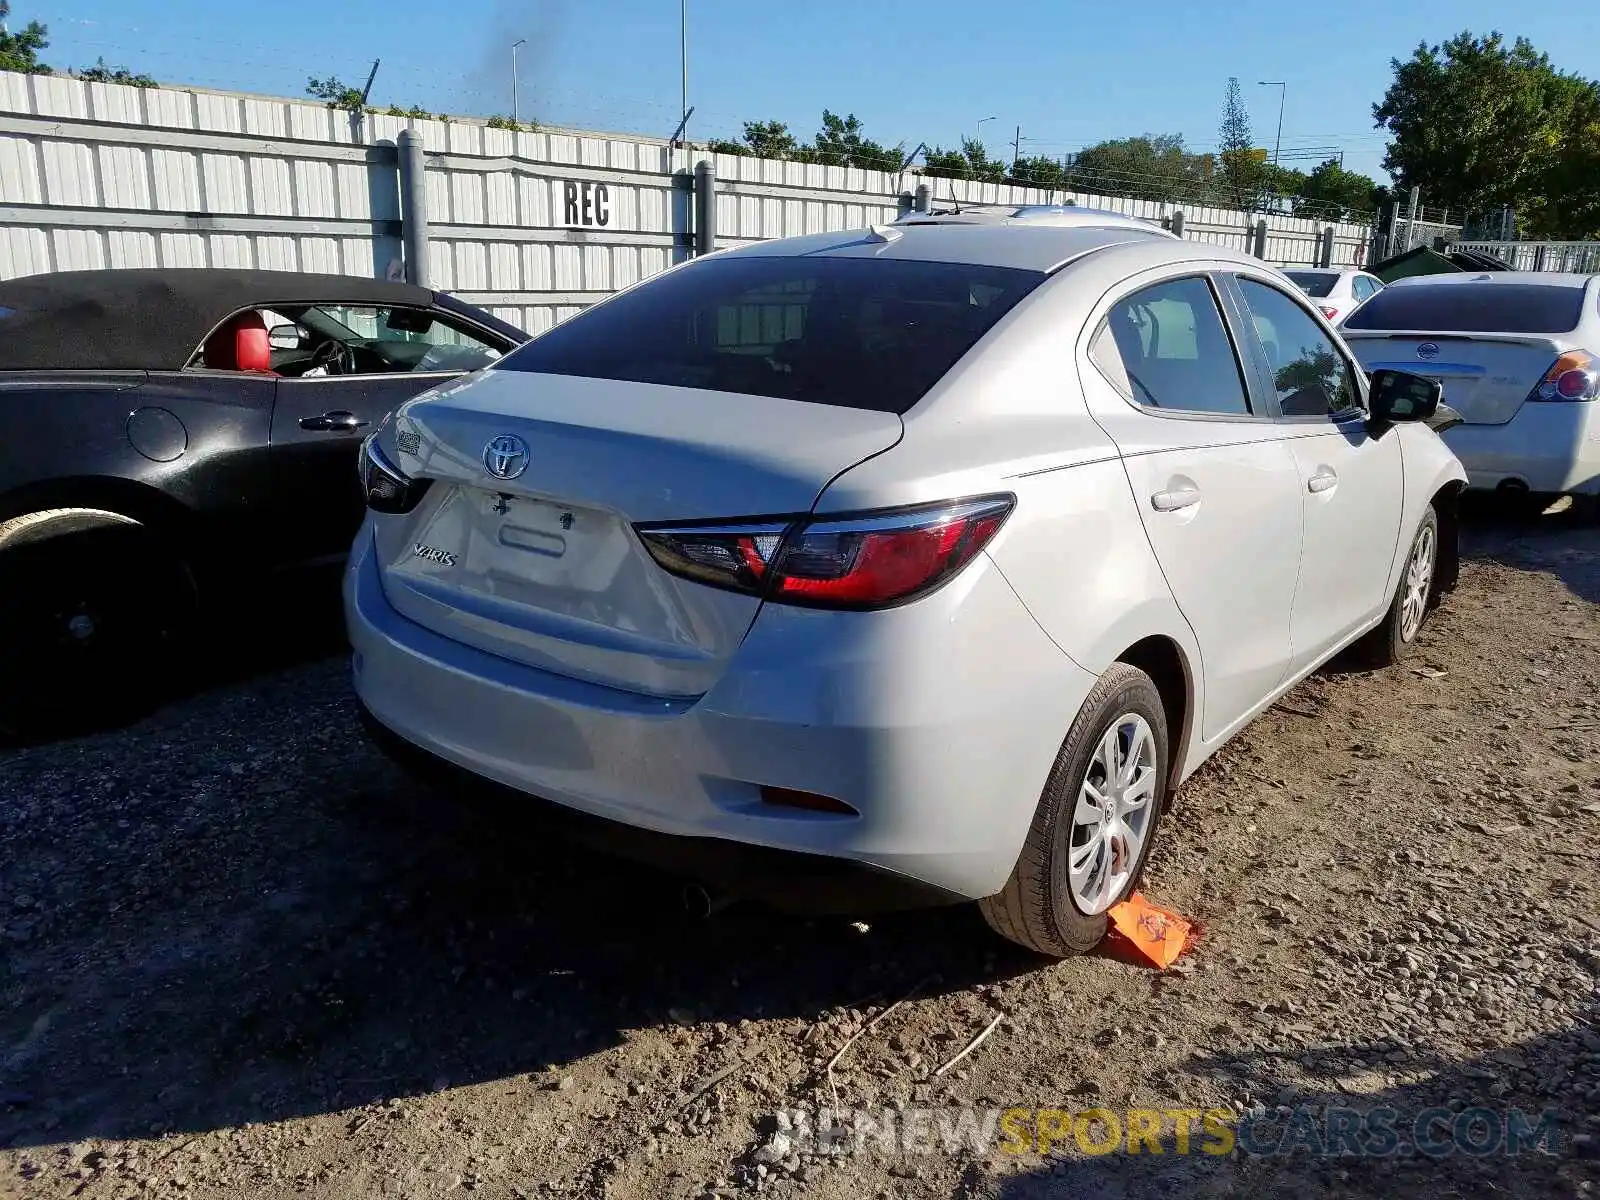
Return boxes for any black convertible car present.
[0,268,527,733]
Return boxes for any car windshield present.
[494,254,1047,414]
[1342,283,1586,334]
[1284,271,1338,298]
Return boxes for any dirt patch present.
[1,512,1597,1200]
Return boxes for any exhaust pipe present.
[682,883,735,920]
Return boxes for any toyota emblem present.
[1416,342,1440,361]
[483,434,529,481]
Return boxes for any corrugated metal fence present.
[1,71,1373,333]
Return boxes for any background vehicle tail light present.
[635,495,1014,610]
[1529,350,1598,403]
[359,434,432,514]
[1318,305,1340,320]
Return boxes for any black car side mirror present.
[1367,368,1442,437]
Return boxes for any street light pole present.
[976,115,997,148]
[511,38,526,124]
[1258,80,1286,165]
[680,0,688,150]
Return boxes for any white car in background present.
[1283,267,1386,323]
[1340,271,1600,514]
[346,221,1466,958]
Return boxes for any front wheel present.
[979,663,1170,958]
[1357,506,1439,667]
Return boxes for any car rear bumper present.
[344,523,1096,905]
[1442,404,1600,494]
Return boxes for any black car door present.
[266,303,512,562]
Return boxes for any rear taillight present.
[1319,305,1340,320]
[1529,350,1599,403]
[635,495,1014,610]
[360,434,432,514]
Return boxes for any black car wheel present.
[0,516,196,739]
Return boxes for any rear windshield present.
[1342,283,1586,334]
[1284,271,1337,298]
[494,254,1046,414]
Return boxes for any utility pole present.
[1011,124,1023,172]
[1258,80,1286,165]
[680,0,689,156]
[510,39,525,124]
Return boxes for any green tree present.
[810,110,901,171]
[741,119,798,159]
[922,138,1006,182]
[1066,134,1213,202]
[307,76,366,115]
[1009,154,1067,188]
[0,1,51,74]
[1295,157,1386,220]
[75,57,156,87]
[1372,32,1586,221]
[1218,76,1263,208]
[1528,81,1600,238]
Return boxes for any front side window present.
[1088,276,1253,416]
[285,305,505,377]
[1237,278,1360,418]
[494,255,1046,415]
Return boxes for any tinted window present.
[1237,279,1359,418]
[495,255,1045,414]
[1285,271,1338,299]
[1351,276,1374,302]
[1343,283,1585,334]
[1090,276,1252,416]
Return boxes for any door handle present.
[299,410,369,433]
[1150,486,1201,512]
[1307,468,1339,494]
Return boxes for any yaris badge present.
[483,434,529,480]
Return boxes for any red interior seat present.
[202,311,274,373]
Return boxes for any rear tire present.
[979,663,1170,958]
[0,518,196,739]
[1356,506,1439,668]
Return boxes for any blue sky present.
[20,0,1600,182]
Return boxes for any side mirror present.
[1367,368,1442,433]
[268,325,305,351]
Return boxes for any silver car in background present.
[1340,272,1600,513]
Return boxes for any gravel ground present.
[1,507,1597,1200]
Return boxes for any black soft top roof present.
[0,268,440,371]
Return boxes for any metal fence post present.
[397,129,429,287]
[1251,219,1268,260]
[1318,226,1334,268]
[914,183,931,214]
[1169,210,1184,239]
[693,158,716,257]
[1533,244,1547,272]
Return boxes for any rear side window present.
[1285,271,1337,299]
[495,254,1046,414]
[1088,276,1253,416]
[1343,283,1585,334]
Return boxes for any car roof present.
[1386,270,1595,289]
[0,268,438,372]
[893,204,1175,235]
[715,221,1254,274]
